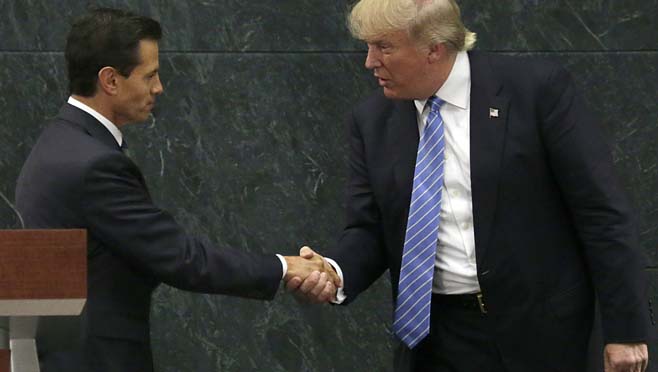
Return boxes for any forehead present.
[366,30,413,46]
[135,39,159,67]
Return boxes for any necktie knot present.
[427,96,444,113]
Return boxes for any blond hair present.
[348,0,476,52]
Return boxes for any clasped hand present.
[284,246,341,303]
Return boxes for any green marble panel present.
[0,0,359,52]
[0,52,68,229]
[1,0,656,52]
[460,0,658,51]
[0,49,655,370]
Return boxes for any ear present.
[97,66,119,96]
[427,42,446,64]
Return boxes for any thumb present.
[299,245,315,259]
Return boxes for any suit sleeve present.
[538,65,649,343]
[80,153,282,300]
[326,110,388,304]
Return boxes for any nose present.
[364,45,381,70]
[152,74,164,96]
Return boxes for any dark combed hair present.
[65,8,162,97]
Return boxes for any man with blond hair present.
[289,0,651,371]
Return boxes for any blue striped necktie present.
[393,96,445,349]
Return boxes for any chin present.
[382,87,399,99]
[383,88,412,100]
[138,111,153,121]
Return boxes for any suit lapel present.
[57,103,151,193]
[390,99,419,213]
[468,52,510,267]
[57,103,122,152]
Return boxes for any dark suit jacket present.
[15,103,283,372]
[326,51,649,371]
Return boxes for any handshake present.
[283,246,342,304]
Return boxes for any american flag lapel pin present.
[489,107,499,119]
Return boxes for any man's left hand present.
[604,343,648,372]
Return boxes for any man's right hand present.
[284,246,341,303]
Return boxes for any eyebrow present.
[367,40,389,47]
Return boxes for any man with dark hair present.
[15,8,338,372]
[65,8,164,97]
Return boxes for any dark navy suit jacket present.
[327,52,650,371]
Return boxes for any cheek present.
[402,60,427,82]
[391,65,414,85]
[387,57,413,79]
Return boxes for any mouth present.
[375,75,389,87]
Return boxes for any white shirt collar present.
[67,96,123,147]
[414,51,471,113]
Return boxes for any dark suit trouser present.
[41,336,153,372]
[403,295,507,372]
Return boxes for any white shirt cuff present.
[275,254,287,280]
[324,257,346,304]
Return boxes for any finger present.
[299,246,315,258]
[630,358,639,372]
[285,276,302,292]
[635,356,646,372]
[309,276,328,303]
[299,271,321,293]
[604,355,612,372]
[307,273,330,304]
[630,352,644,372]
[324,265,341,287]
[310,272,328,297]
[329,270,342,287]
[319,281,336,303]
[320,259,339,282]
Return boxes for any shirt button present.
[451,190,460,198]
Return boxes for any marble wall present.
[0,1,655,371]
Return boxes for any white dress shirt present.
[414,51,480,294]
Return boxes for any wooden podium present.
[0,230,86,372]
